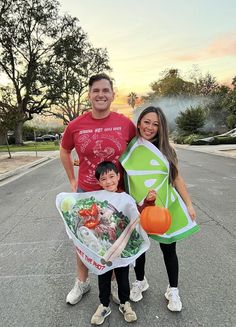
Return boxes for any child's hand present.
[146,189,157,202]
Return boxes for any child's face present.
[99,170,120,192]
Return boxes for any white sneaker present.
[66,278,90,305]
[130,277,149,302]
[165,285,182,312]
[119,301,137,322]
[91,304,111,325]
[111,279,120,304]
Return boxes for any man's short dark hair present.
[89,73,113,90]
[95,161,119,180]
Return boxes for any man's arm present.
[60,145,77,192]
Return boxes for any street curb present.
[0,157,53,182]
[174,144,236,159]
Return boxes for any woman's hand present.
[186,203,196,221]
[174,174,196,221]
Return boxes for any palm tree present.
[127,92,138,109]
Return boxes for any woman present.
[120,106,197,312]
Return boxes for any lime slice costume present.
[120,137,200,244]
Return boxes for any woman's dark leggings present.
[134,242,178,287]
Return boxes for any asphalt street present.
[0,149,235,327]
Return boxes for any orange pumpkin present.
[140,206,171,235]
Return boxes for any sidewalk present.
[0,150,60,182]
[174,143,236,158]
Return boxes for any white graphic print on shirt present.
[75,127,124,186]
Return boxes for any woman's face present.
[138,112,159,140]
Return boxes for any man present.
[60,73,136,305]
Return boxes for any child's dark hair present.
[95,161,119,180]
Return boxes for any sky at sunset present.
[60,0,235,102]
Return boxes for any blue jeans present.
[77,187,86,193]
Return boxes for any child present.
[91,161,137,325]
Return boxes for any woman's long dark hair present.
[137,106,178,184]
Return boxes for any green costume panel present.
[120,137,200,244]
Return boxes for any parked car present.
[216,128,236,137]
[35,136,44,142]
[198,128,236,143]
[41,134,56,141]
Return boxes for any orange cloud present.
[175,31,236,61]
[208,33,236,56]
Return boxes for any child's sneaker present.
[91,304,111,325]
[111,279,120,304]
[119,301,137,322]
[165,285,182,312]
[130,277,149,302]
[66,278,90,305]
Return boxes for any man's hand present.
[74,159,80,166]
[70,179,77,192]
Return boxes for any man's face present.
[88,79,114,116]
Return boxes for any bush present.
[8,135,16,144]
[172,135,186,144]
[23,125,35,141]
[173,133,204,144]
[210,136,236,145]
[175,105,206,134]
[226,114,236,130]
[182,134,200,145]
[190,136,236,145]
[191,139,210,145]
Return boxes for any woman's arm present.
[60,145,77,192]
[173,174,196,220]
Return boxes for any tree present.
[0,0,62,143]
[147,69,194,99]
[127,92,138,109]
[224,78,236,129]
[0,0,111,142]
[232,76,236,88]
[175,106,206,134]
[190,69,234,130]
[204,85,231,129]
[0,0,10,18]
[190,69,219,95]
[0,101,20,157]
[43,15,111,124]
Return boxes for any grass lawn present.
[0,142,60,152]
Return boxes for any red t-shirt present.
[61,111,136,191]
